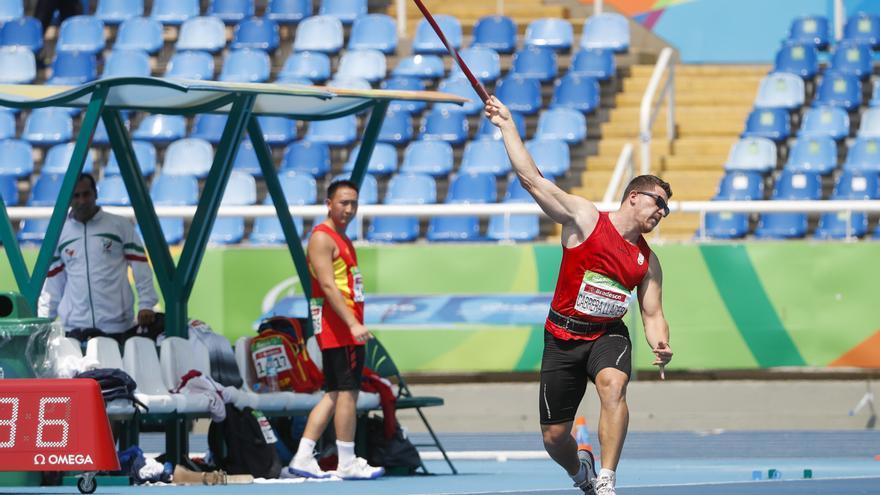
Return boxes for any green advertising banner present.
[3,243,877,373]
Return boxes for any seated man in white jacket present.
[38,173,159,337]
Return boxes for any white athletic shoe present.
[288,455,331,479]
[595,473,616,495]
[572,449,598,495]
[335,457,385,480]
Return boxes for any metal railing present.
[639,47,676,175]
[602,143,635,204]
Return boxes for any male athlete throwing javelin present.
[486,96,673,495]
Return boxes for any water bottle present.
[0,366,4,379]
[266,359,280,393]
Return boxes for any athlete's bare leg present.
[302,391,338,441]
[333,390,359,442]
[541,421,580,475]
[595,367,629,470]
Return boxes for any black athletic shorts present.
[539,322,632,425]
[321,345,365,392]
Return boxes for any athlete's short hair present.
[327,179,359,200]
[78,173,97,193]
[621,175,672,202]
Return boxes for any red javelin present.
[410,0,490,104]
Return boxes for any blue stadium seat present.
[0,139,34,178]
[342,143,397,175]
[476,111,526,140]
[843,12,880,49]
[754,72,804,110]
[0,1,24,23]
[427,172,496,242]
[580,13,629,52]
[190,114,226,143]
[702,171,764,239]
[104,140,156,177]
[101,49,150,77]
[150,173,199,244]
[526,138,569,178]
[436,77,482,115]
[400,140,453,176]
[231,139,261,177]
[495,75,542,115]
[164,50,214,80]
[337,49,386,82]
[281,140,331,177]
[367,173,436,242]
[488,176,539,241]
[266,0,311,24]
[177,16,227,52]
[460,139,511,176]
[0,17,43,53]
[383,76,427,113]
[798,105,849,141]
[133,114,186,143]
[773,42,818,79]
[0,111,14,140]
[512,45,557,82]
[219,49,270,82]
[326,76,371,90]
[377,109,413,146]
[392,54,444,79]
[413,15,461,54]
[788,15,829,50]
[231,17,279,52]
[114,16,163,53]
[857,107,880,138]
[551,73,599,114]
[304,115,357,146]
[96,175,130,206]
[813,71,861,111]
[150,0,199,25]
[251,171,317,243]
[42,142,95,175]
[208,0,254,24]
[871,79,880,107]
[210,171,256,244]
[319,0,366,25]
[163,138,214,177]
[814,171,878,239]
[278,51,330,82]
[843,138,880,173]
[784,137,836,175]
[829,41,872,79]
[48,51,97,85]
[741,108,791,142]
[57,16,105,54]
[570,48,615,80]
[449,46,501,83]
[19,174,64,244]
[536,107,587,144]
[257,115,298,146]
[0,47,35,83]
[23,108,73,145]
[348,14,397,54]
[293,15,343,53]
[0,175,18,205]
[471,15,516,54]
[93,114,127,145]
[419,108,468,144]
[724,137,777,173]
[754,171,821,239]
[525,18,573,52]
[96,0,142,25]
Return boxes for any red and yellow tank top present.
[547,212,652,341]
[308,223,365,349]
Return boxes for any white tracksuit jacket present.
[37,209,159,333]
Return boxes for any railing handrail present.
[639,47,676,175]
[602,143,635,204]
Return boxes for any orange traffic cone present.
[573,416,593,452]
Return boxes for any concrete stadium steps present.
[387,0,580,35]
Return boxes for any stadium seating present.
[257,116,298,146]
[279,51,331,83]
[19,174,64,243]
[101,49,151,78]
[342,143,398,175]
[814,171,878,239]
[427,172,496,242]
[305,115,357,146]
[459,139,512,176]
[536,108,587,144]
[0,139,34,178]
[526,139,570,178]
[843,138,880,173]
[829,41,872,79]
[0,17,43,53]
[754,171,821,239]
[293,15,344,53]
[23,108,74,146]
[0,111,13,141]
[773,42,818,79]
[190,114,227,143]
[165,50,215,80]
[420,108,469,144]
[150,174,199,244]
[336,49,387,83]
[400,140,454,177]
[495,75,542,115]
[580,13,630,52]
[48,51,97,85]
[488,176,539,241]
[368,173,436,242]
[724,137,777,173]
[702,171,764,239]
[56,16,105,55]
[569,48,615,80]
[281,140,331,177]
[96,0,143,24]
[551,73,600,114]
[0,1,24,23]
[114,17,163,53]
[177,16,227,53]
[525,18,573,52]
[798,105,849,141]
[0,47,35,84]
[843,12,880,49]
[208,0,254,24]
[383,76,427,113]
[231,17,280,52]
[787,15,829,50]
[413,15,461,54]
[251,171,317,243]
[41,142,95,175]
[512,45,557,82]
[783,137,836,175]
[162,138,214,177]
[232,139,261,177]
[741,108,791,142]
[856,107,880,138]
[449,47,501,83]
[219,49,271,82]
[0,175,18,205]
[754,72,805,110]
[472,15,517,54]
[437,77,483,115]
[392,54,445,79]
[210,171,257,244]
[319,0,367,25]
[96,176,130,206]
[377,110,414,146]
[266,0,312,24]
[477,111,526,140]
[348,14,397,54]
[104,141,157,177]
[813,71,862,111]
[133,114,187,143]
[151,0,199,25]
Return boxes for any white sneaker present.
[595,473,616,495]
[335,457,384,480]
[288,455,331,479]
[572,449,598,494]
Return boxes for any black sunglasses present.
[636,191,670,217]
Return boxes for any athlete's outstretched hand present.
[484,95,513,128]
[652,341,673,380]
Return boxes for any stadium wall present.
[3,243,876,373]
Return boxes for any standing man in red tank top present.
[288,180,384,481]
[487,96,673,495]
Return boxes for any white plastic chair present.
[159,337,213,413]
[85,337,136,415]
[122,337,178,413]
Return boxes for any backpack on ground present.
[364,414,422,475]
[75,368,148,412]
[207,404,282,479]
[251,317,323,393]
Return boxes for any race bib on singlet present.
[309,298,323,335]
[351,267,364,302]
[251,337,293,378]
[573,270,633,319]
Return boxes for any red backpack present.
[250,317,324,393]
